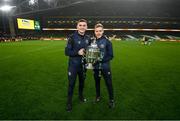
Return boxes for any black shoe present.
[66,103,72,112]
[79,96,87,103]
[109,100,115,108]
[94,97,101,103]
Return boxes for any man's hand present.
[78,48,85,56]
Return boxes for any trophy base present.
[86,63,94,69]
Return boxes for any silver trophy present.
[84,38,103,69]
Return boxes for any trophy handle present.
[99,52,104,61]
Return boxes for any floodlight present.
[0,5,16,12]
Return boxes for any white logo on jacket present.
[78,41,81,44]
[100,44,105,48]
[85,39,89,44]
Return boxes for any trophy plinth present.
[86,63,94,69]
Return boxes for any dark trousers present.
[93,68,114,100]
[67,66,85,104]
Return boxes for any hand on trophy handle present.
[78,48,85,56]
[99,52,104,62]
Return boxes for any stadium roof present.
[0,0,93,16]
[0,0,180,18]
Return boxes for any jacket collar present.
[96,35,106,41]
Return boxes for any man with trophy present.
[65,20,114,111]
[84,23,115,108]
[65,19,91,112]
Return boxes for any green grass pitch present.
[0,40,180,120]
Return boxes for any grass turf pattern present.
[0,40,180,119]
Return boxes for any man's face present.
[95,27,104,39]
[77,22,87,35]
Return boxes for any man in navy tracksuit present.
[93,23,115,108]
[65,19,91,112]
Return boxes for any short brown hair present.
[95,23,104,29]
[77,19,87,24]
